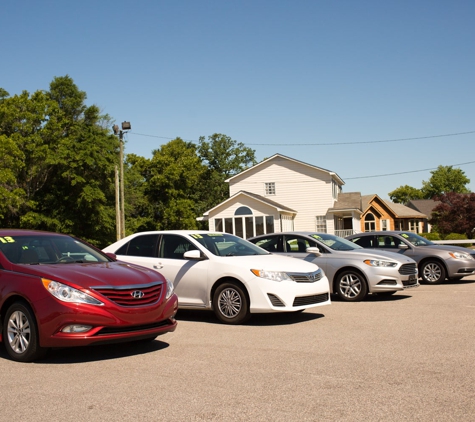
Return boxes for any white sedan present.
[103,231,330,324]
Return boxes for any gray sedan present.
[249,232,419,302]
[346,231,475,284]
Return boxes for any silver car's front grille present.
[399,263,417,276]
[289,270,323,283]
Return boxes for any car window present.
[159,235,197,259]
[399,232,434,246]
[310,233,361,251]
[348,236,376,248]
[116,234,159,257]
[0,235,109,264]
[376,235,400,249]
[192,233,268,256]
[283,236,311,253]
[252,235,283,252]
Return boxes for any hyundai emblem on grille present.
[131,290,145,299]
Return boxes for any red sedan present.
[0,229,178,362]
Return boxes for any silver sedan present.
[249,232,419,301]
[346,231,475,284]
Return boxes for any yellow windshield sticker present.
[0,236,15,243]
[401,233,409,238]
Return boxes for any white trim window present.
[315,215,327,233]
[265,182,276,195]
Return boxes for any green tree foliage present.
[429,192,475,238]
[197,133,257,212]
[0,76,118,246]
[421,165,470,198]
[388,185,424,204]
[137,138,207,230]
[388,165,471,204]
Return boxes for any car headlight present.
[364,259,397,267]
[42,279,103,305]
[449,252,473,260]
[251,269,291,281]
[165,278,174,299]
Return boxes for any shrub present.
[444,233,471,248]
[419,232,441,241]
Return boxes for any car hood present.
[12,261,164,288]
[416,244,475,255]
[346,249,417,263]
[214,253,321,272]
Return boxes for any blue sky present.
[2,0,475,198]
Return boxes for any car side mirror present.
[183,249,206,260]
[105,252,117,260]
[306,247,322,257]
[398,244,409,250]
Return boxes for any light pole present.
[112,121,131,240]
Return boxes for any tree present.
[388,165,471,204]
[0,76,119,246]
[140,138,207,230]
[421,165,470,198]
[429,192,475,238]
[389,185,424,204]
[197,133,257,212]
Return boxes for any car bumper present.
[367,271,419,293]
[35,294,179,348]
[445,259,475,278]
[246,275,331,313]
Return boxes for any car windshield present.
[191,233,269,257]
[310,233,363,251]
[0,234,110,264]
[399,232,434,246]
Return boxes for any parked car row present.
[345,231,475,284]
[1,228,473,362]
[248,232,419,301]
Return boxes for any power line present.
[129,130,475,146]
[344,161,475,180]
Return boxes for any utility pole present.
[113,121,131,240]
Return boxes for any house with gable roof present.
[199,154,426,238]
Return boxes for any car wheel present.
[335,270,368,302]
[213,282,250,325]
[3,302,47,362]
[420,261,446,284]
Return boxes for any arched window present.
[235,207,252,216]
[364,213,376,232]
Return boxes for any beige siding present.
[229,157,336,231]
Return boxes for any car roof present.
[126,230,226,235]
[348,231,407,236]
[0,229,71,237]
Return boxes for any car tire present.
[420,260,446,284]
[335,270,368,302]
[3,302,47,362]
[213,282,250,325]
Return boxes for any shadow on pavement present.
[176,309,325,326]
[4,339,171,365]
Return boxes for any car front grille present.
[93,282,164,307]
[399,263,418,276]
[289,270,323,283]
[293,292,329,307]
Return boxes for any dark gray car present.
[346,231,475,284]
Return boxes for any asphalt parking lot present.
[1,276,474,422]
